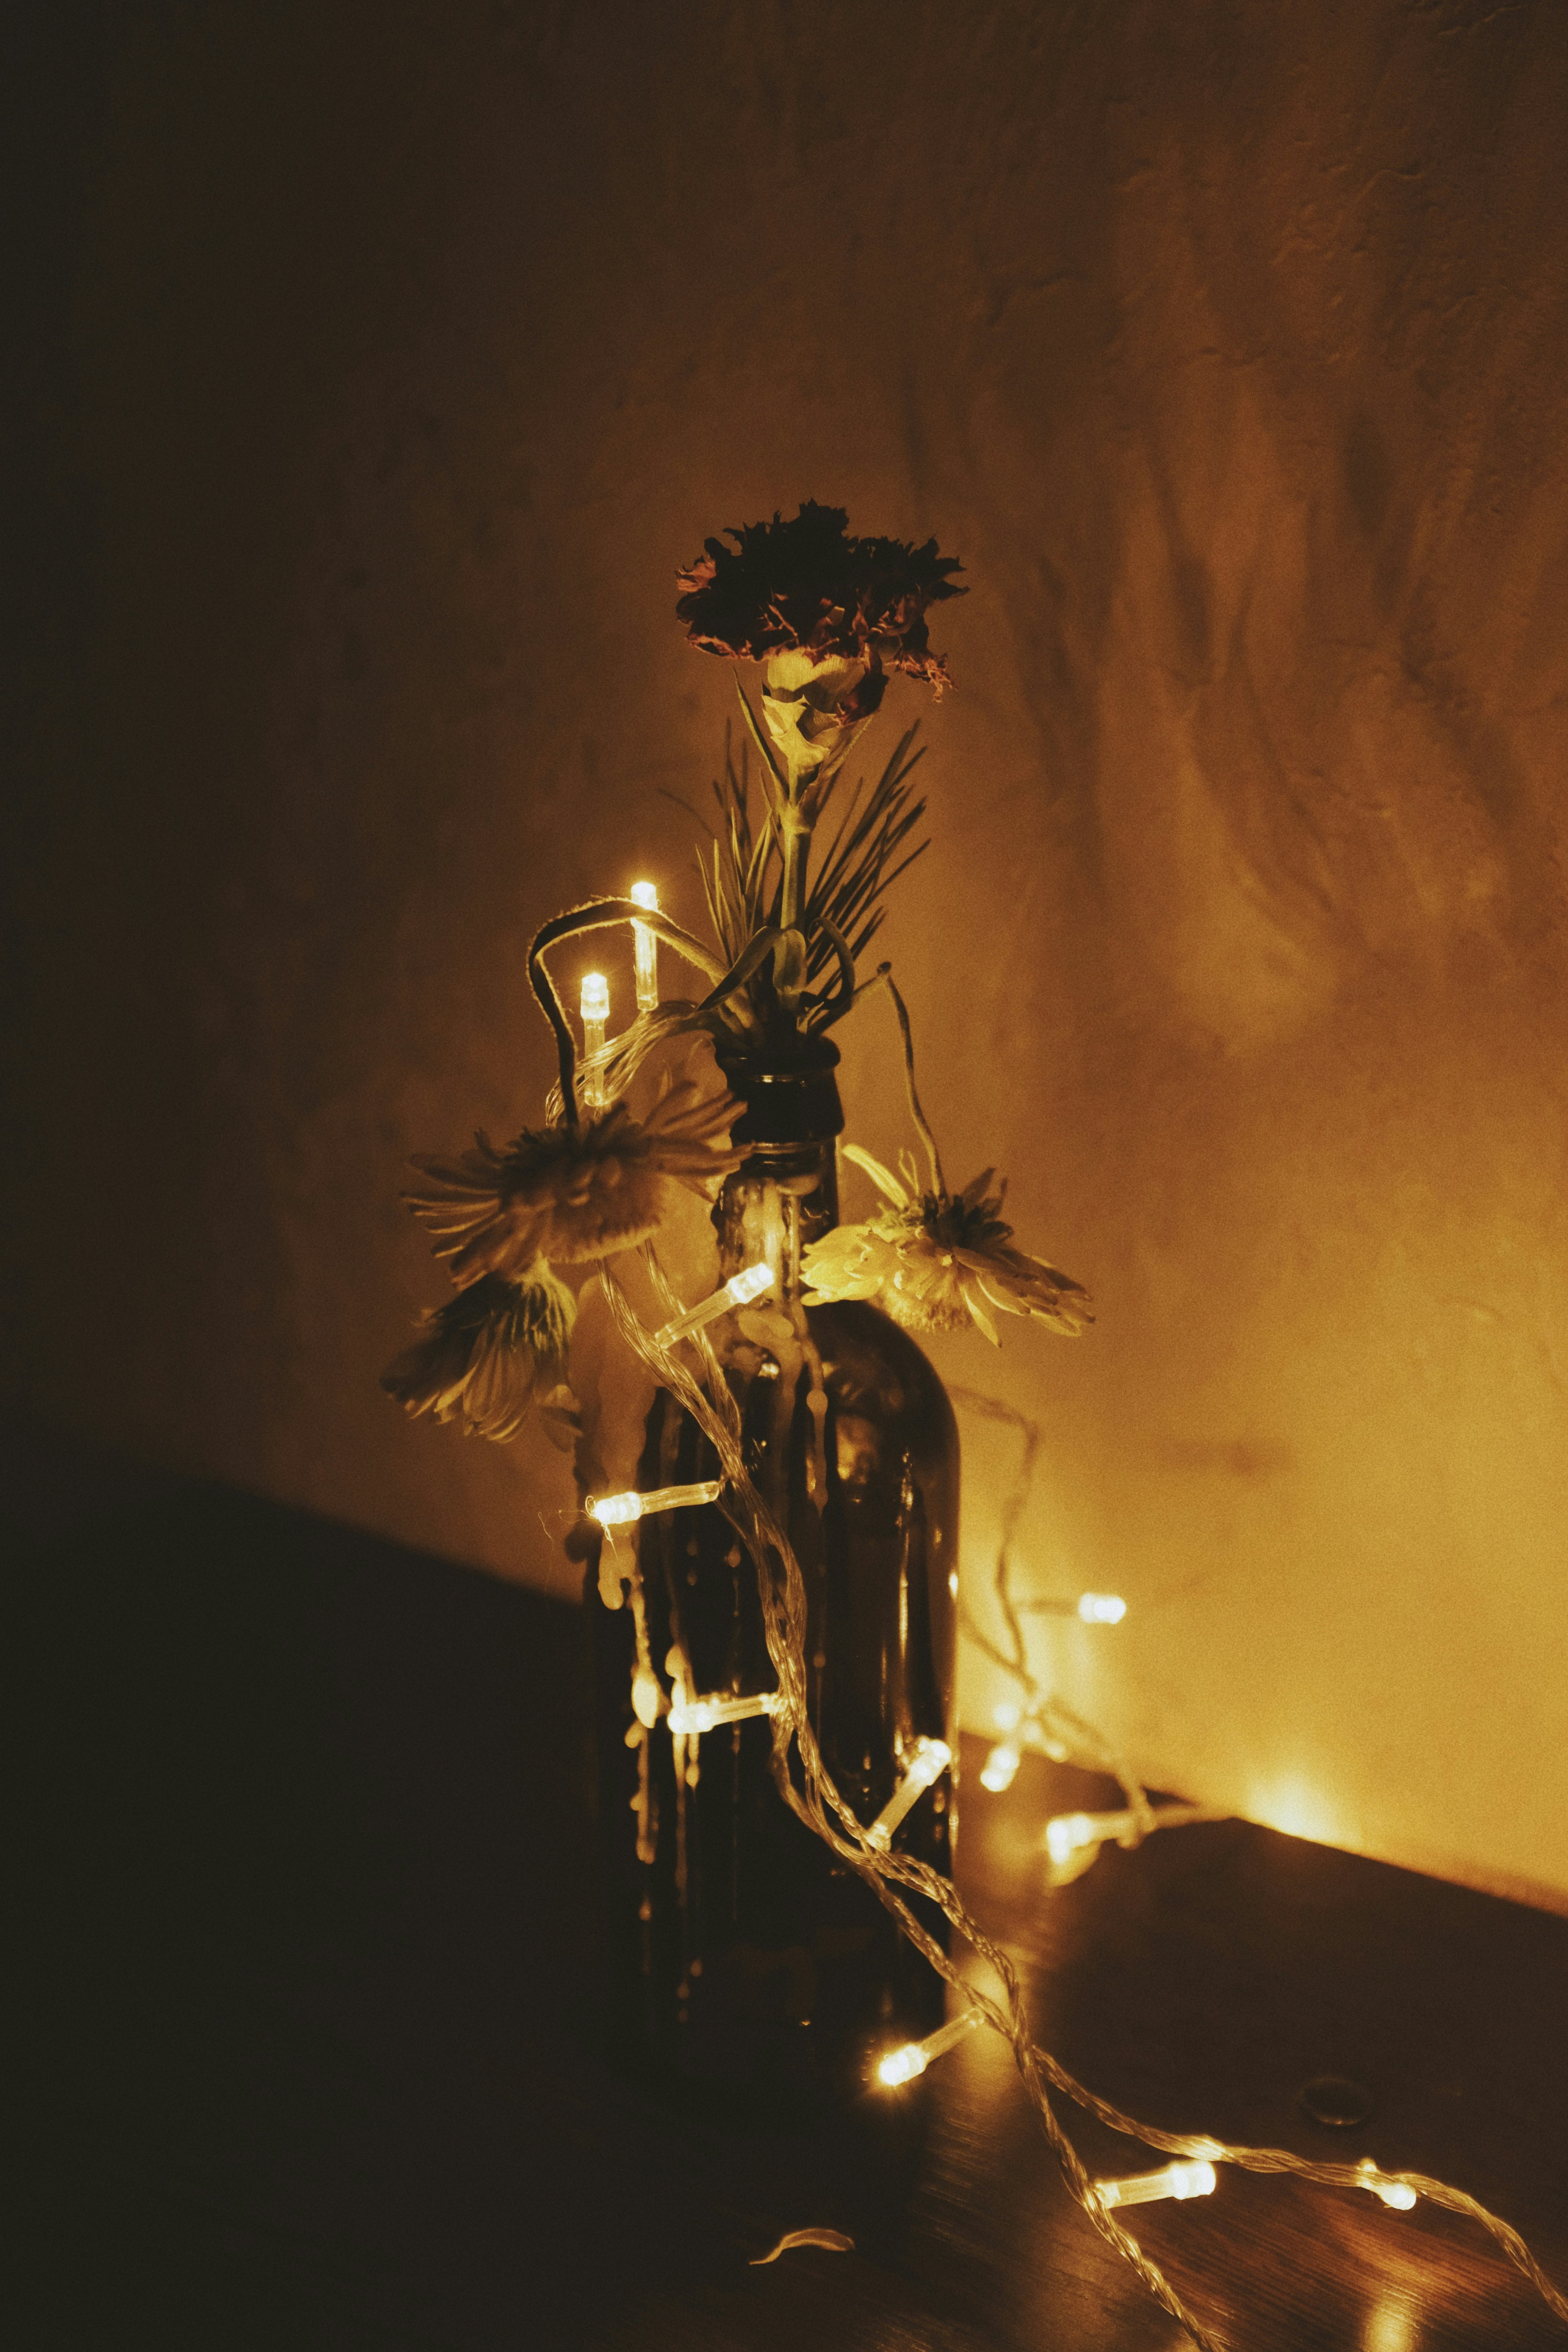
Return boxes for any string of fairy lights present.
[570,900,1568,2349]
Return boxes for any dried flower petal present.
[749,2227,855,2265]
[676,502,965,695]
[405,1084,742,1281]
[382,1269,576,1441]
[802,1157,1090,1343]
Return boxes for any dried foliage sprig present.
[383,512,1005,1446]
[382,1268,575,1440]
[405,1084,743,1283]
[804,1153,1092,1343]
[802,972,1091,1342]
[676,503,959,996]
[682,721,930,1039]
[387,888,746,1444]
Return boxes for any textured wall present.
[11,0,1568,1904]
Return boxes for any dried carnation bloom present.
[382,1268,575,1441]
[405,1081,742,1284]
[802,1148,1091,1345]
[675,501,965,698]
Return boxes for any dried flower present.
[802,1149,1091,1345]
[675,502,965,697]
[405,1082,742,1283]
[382,1269,575,1441]
[758,646,883,795]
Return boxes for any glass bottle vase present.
[586,1040,959,2113]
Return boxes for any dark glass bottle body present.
[587,1046,959,2113]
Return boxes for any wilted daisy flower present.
[405,1082,742,1284]
[802,1148,1091,1345]
[382,1269,575,1441]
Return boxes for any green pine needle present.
[681,720,929,1033]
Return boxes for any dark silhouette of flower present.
[382,1269,575,1441]
[675,502,965,696]
[404,1082,742,1282]
[802,1149,1091,1343]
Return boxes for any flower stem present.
[779,815,809,940]
[878,968,944,1196]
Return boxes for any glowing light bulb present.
[1045,1802,1215,1880]
[1094,2160,1218,2210]
[629,880,660,1011]
[1077,1591,1127,1624]
[587,1479,724,1527]
[1357,2160,1418,2212]
[580,972,610,1108]
[875,2006,984,2087]
[653,1261,775,1349]
[992,1700,1021,1732]
[667,1689,781,1737]
[1045,1810,1108,1866]
[980,1742,1021,1793]
[866,1737,951,1852]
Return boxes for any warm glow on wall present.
[1248,1777,1343,1849]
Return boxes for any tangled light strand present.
[594,1251,1568,2349]
[949,1386,1155,1833]
[597,1250,1223,2347]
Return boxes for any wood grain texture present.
[12,1426,1566,2350]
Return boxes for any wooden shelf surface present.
[12,1429,1566,2350]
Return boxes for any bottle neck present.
[713,1140,838,1308]
[711,1042,844,1310]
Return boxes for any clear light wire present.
[590,1247,1568,2352]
